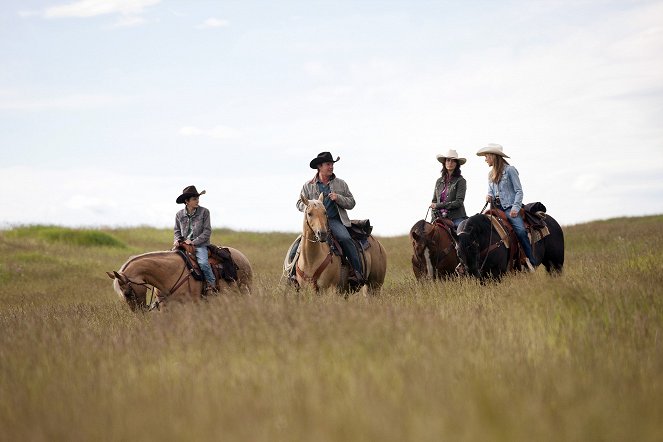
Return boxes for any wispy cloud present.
[108,15,147,28]
[0,94,130,111]
[196,17,230,29]
[179,125,241,140]
[42,0,161,18]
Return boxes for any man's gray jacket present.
[296,174,355,227]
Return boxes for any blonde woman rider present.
[476,143,536,272]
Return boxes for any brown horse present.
[107,247,253,311]
[409,219,459,280]
[296,193,387,294]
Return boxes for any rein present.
[478,201,498,273]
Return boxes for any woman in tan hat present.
[476,143,535,271]
[429,149,468,228]
[173,185,217,295]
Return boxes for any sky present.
[1,0,662,236]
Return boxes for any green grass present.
[6,225,126,248]
[1,215,662,441]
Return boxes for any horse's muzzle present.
[315,230,328,242]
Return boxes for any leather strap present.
[296,252,333,291]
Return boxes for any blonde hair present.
[489,154,510,183]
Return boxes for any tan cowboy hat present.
[436,149,466,165]
[476,143,510,158]
[176,185,206,204]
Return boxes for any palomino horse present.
[107,247,253,311]
[409,219,459,280]
[296,193,387,294]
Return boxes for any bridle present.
[304,204,330,243]
[414,221,456,278]
[120,264,190,309]
[456,201,501,276]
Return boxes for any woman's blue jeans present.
[501,208,535,264]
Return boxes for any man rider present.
[296,152,364,284]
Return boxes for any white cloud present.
[196,17,230,29]
[42,0,160,19]
[179,125,241,140]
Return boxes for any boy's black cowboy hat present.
[310,152,340,169]
[176,185,206,204]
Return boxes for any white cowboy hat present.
[476,143,510,158]
[436,149,466,165]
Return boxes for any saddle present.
[432,217,456,238]
[483,202,550,270]
[174,242,239,286]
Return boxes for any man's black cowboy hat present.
[310,152,340,169]
[176,185,206,204]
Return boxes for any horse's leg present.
[541,217,565,276]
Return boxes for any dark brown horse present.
[455,212,564,280]
[409,219,459,280]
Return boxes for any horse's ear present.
[113,271,128,283]
[318,193,324,202]
[106,271,116,280]
[300,193,309,207]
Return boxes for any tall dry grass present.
[1,217,662,441]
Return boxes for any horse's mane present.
[119,250,176,271]
[466,214,491,237]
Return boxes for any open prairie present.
[1,216,662,441]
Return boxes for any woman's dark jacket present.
[431,175,467,220]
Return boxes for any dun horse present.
[107,247,253,311]
[409,219,459,280]
[296,193,387,294]
[456,211,564,280]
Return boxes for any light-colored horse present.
[107,247,253,311]
[296,193,387,294]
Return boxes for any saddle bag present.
[207,245,239,282]
[349,219,373,240]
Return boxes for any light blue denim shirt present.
[487,165,524,211]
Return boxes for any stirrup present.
[525,258,536,273]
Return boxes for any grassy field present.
[1,216,662,441]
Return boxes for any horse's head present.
[300,193,329,242]
[410,219,430,264]
[455,217,481,278]
[106,270,147,311]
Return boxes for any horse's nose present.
[318,230,328,242]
